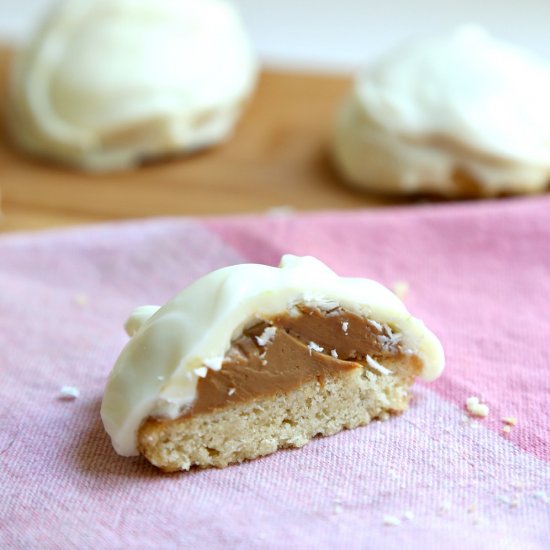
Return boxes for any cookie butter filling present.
[144,306,420,422]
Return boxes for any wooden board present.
[0,48,406,233]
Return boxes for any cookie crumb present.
[510,495,521,508]
[392,281,410,300]
[383,515,401,526]
[466,396,489,417]
[74,293,89,306]
[532,490,548,503]
[58,385,80,400]
[502,416,517,426]
[439,501,451,514]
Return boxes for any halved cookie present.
[101,255,444,471]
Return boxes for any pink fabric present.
[1,198,549,548]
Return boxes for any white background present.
[0,0,549,71]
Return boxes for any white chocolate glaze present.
[101,255,445,456]
[333,25,550,196]
[9,0,257,171]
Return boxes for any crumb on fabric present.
[392,281,410,300]
[383,515,401,526]
[58,386,79,400]
[74,293,89,306]
[502,425,511,434]
[466,396,489,417]
[439,501,451,514]
[403,511,414,521]
[497,494,521,507]
[502,416,518,426]
[532,490,549,503]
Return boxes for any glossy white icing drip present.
[101,255,445,456]
[333,25,550,196]
[9,0,258,171]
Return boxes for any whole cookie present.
[332,25,550,198]
[9,0,258,171]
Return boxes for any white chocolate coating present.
[101,255,445,457]
[9,0,257,171]
[332,25,550,197]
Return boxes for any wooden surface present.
[0,48,405,233]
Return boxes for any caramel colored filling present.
[176,306,411,418]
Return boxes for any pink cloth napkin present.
[1,197,549,549]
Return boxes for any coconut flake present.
[331,349,338,359]
[228,388,236,396]
[194,367,208,378]
[367,318,383,332]
[308,341,324,355]
[341,321,349,334]
[256,326,277,347]
[366,355,392,375]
